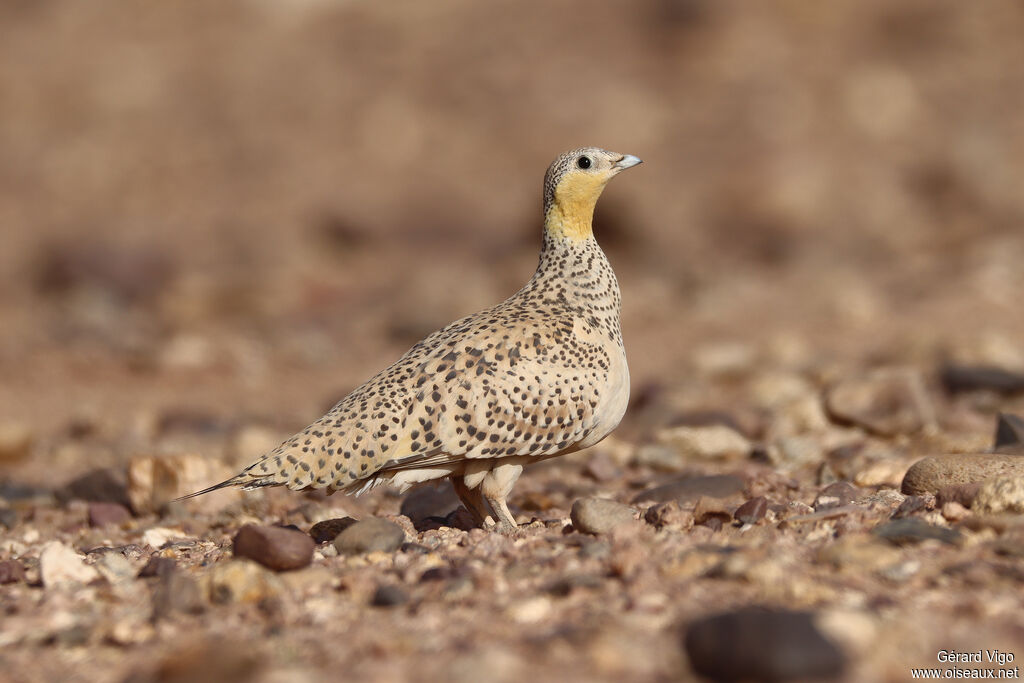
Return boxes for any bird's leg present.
[481,461,524,532]
[452,476,495,527]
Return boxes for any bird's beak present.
[614,154,643,170]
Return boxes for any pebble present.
[935,483,981,509]
[872,518,962,546]
[901,454,1024,495]
[853,459,909,487]
[371,584,409,608]
[825,368,933,436]
[657,424,751,460]
[994,413,1024,453]
[631,444,686,472]
[233,524,315,571]
[309,517,358,544]
[940,364,1024,395]
[96,551,136,583]
[153,568,206,619]
[88,502,132,527]
[128,452,240,514]
[973,475,1024,514]
[692,497,732,527]
[734,496,768,524]
[644,501,692,529]
[142,527,183,549]
[0,422,32,463]
[0,559,26,584]
[56,467,131,506]
[632,474,745,505]
[333,517,406,554]
[39,541,100,588]
[570,498,636,534]
[814,482,859,510]
[684,607,845,681]
[205,560,284,604]
[892,495,929,519]
[0,508,17,529]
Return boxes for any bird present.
[182,147,642,529]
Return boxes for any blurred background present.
[1,0,1022,478]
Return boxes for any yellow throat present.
[544,172,609,243]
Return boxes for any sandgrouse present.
[184,147,641,529]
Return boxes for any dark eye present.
[576,156,592,169]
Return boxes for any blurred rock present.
[935,483,981,509]
[0,422,33,463]
[872,519,962,547]
[583,452,621,482]
[973,476,1024,514]
[631,444,686,472]
[142,527,185,549]
[57,467,131,507]
[39,541,100,588]
[734,496,768,524]
[205,560,284,604]
[891,495,930,519]
[684,608,845,681]
[333,517,405,554]
[0,559,26,584]
[657,424,750,460]
[94,551,136,583]
[814,482,858,510]
[853,459,909,487]
[371,584,409,608]
[693,497,732,527]
[901,454,1024,495]
[138,556,177,578]
[825,368,934,436]
[400,483,460,529]
[128,452,240,514]
[993,413,1024,454]
[232,524,315,571]
[126,638,260,683]
[223,425,286,468]
[644,501,692,529]
[153,568,205,619]
[0,507,18,529]
[34,241,174,303]
[940,365,1024,396]
[817,536,903,572]
[309,517,358,544]
[570,498,636,534]
[632,474,745,505]
[88,502,132,527]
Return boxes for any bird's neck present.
[531,235,622,319]
[543,198,595,243]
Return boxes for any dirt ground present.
[2,1,1024,681]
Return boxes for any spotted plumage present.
[182,147,642,528]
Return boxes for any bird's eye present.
[576,156,592,169]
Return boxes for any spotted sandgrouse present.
[184,147,642,528]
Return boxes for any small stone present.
[901,455,1024,495]
[0,507,18,529]
[644,501,691,529]
[153,568,206,619]
[891,495,929,519]
[583,452,621,482]
[371,584,409,607]
[657,425,751,460]
[400,482,460,529]
[508,596,553,624]
[0,559,26,584]
[233,524,315,572]
[872,518,962,546]
[734,496,768,524]
[854,459,909,487]
[684,608,846,681]
[88,502,132,527]
[128,452,241,515]
[0,422,32,463]
[204,560,284,604]
[941,501,970,522]
[56,467,131,507]
[138,556,177,578]
[309,517,358,544]
[142,527,183,549]
[814,482,858,510]
[825,368,934,436]
[570,498,636,534]
[994,413,1024,453]
[941,364,1024,396]
[693,497,732,527]
[632,474,745,505]
[40,541,100,587]
[96,551,136,583]
[935,483,981,509]
[333,517,406,554]
[632,444,686,472]
[445,507,478,531]
[973,475,1024,514]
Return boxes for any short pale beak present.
[614,154,643,170]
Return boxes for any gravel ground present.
[2,2,1024,682]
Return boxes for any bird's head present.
[543,147,642,243]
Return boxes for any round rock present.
[333,517,406,554]
[233,524,315,572]
[570,497,636,534]
[901,455,1024,495]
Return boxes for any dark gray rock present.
[308,517,358,544]
[734,496,768,524]
[371,584,409,607]
[994,413,1024,453]
[684,607,845,681]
